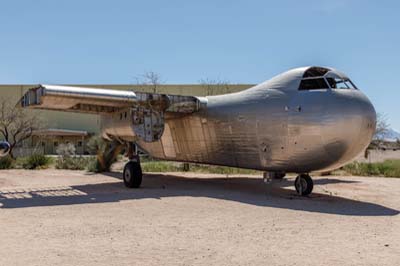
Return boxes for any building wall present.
[31,135,90,155]
[0,84,253,134]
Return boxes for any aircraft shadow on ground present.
[0,173,398,217]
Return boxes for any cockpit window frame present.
[325,77,358,90]
[347,79,358,90]
[298,69,359,91]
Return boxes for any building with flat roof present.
[0,84,253,155]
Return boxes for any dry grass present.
[342,160,400,177]
[141,160,261,175]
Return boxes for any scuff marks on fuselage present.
[100,68,376,174]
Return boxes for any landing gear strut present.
[123,143,142,188]
[263,171,286,183]
[294,174,313,196]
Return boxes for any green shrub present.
[86,158,104,173]
[141,160,261,174]
[54,143,95,170]
[141,161,182,172]
[343,160,400,177]
[22,154,52,169]
[86,135,106,155]
[191,164,260,175]
[0,156,14,169]
[56,156,93,170]
[86,135,123,173]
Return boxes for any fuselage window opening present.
[299,78,330,90]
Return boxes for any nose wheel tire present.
[294,174,313,196]
[123,161,142,188]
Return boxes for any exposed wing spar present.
[19,84,207,115]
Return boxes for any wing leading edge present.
[19,84,207,115]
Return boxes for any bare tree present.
[198,78,231,96]
[0,99,44,158]
[374,113,390,141]
[365,112,391,157]
[134,71,163,93]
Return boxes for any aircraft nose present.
[322,90,376,169]
[0,141,10,157]
[355,92,376,143]
[339,91,376,159]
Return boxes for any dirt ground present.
[0,170,399,266]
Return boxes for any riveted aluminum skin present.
[19,66,376,173]
[132,67,376,173]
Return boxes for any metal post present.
[183,163,190,171]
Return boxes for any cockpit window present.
[326,78,357,90]
[326,78,348,89]
[299,78,330,90]
[299,68,359,91]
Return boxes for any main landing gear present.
[294,174,314,196]
[123,161,142,188]
[123,143,143,188]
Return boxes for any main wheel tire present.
[294,174,313,196]
[123,161,142,188]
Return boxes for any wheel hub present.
[294,174,313,196]
[295,178,307,193]
[124,170,131,182]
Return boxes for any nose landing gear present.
[294,174,313,196]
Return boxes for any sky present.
[0,0,399,130]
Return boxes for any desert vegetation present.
[140,158,261,175]
[0,153,53,170]
[86,136,123,173]
[55,143,94,170]
[341,160,400,177]
[0,99,44,158]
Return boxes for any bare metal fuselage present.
[17,66,376,174]
[101,85,376,173]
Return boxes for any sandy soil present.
[0,169,399,266]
